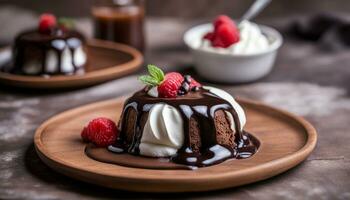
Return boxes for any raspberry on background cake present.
[8,13,88,76]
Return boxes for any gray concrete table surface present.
[0,13,350,200]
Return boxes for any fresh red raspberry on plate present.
[158,72,184,98]
[81,127,89,142]
[81,117,118,147]
[39,13,57,33]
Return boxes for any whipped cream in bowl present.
[184,17,283,83]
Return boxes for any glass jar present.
[92,0,145,52]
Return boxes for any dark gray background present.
[0,1,350,200]
[1,0,350,18]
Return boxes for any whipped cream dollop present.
[139,86,246,157]
[139,103,184,157]
[147,86,158,98]
[201,20,269,55]
[203,86,246,130]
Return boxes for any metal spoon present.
[238,0,272,25]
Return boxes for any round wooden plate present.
[0,40,143,89]
[34,97,317,192]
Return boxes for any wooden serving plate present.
[34,97,317,192]
[0,40,143,89]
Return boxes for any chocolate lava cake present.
[8,14,87,75]
[108,65,259,168]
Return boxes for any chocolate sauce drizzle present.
[3,28,86,76]
[112,87,259,168]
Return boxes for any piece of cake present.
[10,13,87,75]
[113,65,258,167]
[81,65,258,168]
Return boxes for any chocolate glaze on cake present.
[108,87,259,168]
[5,28,87,75]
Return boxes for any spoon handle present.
[239,0,272,23]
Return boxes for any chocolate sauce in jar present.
[92,0,145,52]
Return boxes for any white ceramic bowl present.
[184,23,283,83]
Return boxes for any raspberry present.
[214,15,235,30]
[212,36,226,48]
[189,78,201,89]
[203,32,215,41]
[158,72,184,98]
[204,15,240,48]
[39,13,57,34]
[81,117,118,147]
[183,75,201,89]
[165,72,183,83]
[212,23,240,48]
[81,127,89,142]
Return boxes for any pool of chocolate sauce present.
[85,133,259,170]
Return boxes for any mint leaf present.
[147,64,164,83]
[138,75,159,86]
[58,17,75,29]
[138,64,165,86]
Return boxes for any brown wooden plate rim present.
[0,39,143,83]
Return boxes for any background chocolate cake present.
[10,14,88,75]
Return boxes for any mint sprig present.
[148,64,164,82]
[138,64,165,86]
[58,17,75,30]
